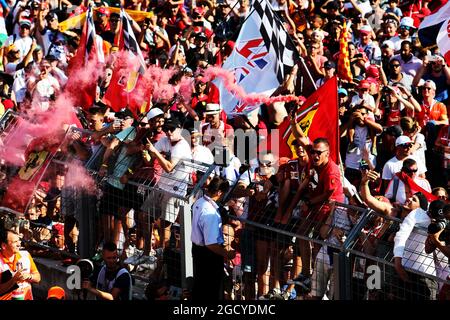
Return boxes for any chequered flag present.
[252,0,298,83]
[120,8,146,74]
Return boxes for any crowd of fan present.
[0,0,449,300]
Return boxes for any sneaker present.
[281,285,297,300]
[124,250,144,265]
[287,274,311,293]
[258,289,284,300]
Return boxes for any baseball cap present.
[366,65,380,78]
[189,127,201,135]
[45,12,58,21]
[47,286,66,300]
[385,125,403,138]
[359,25,372,35]
[195,32,207,41]
[358,80,370,89]
[20,19,32,28]
[382,40,395,50]
[45,54,59,62]
[97,7,111,16]
[204,103,221,115]
[428,199,446,217]
[324,61,336,69]
[146,107,164,121]
[163,117,182,131]
[116,108,134,119]
[400,17,415,29]
[31,0,40,9]
[395,135,412,147]
[338,88,348,96]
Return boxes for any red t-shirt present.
[309,160,344,221]
[417,100,447,127]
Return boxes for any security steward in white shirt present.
[191,176,235,301]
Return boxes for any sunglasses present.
[259,161,272,167]
[164,126,177,133]
[422,87,433,91]
[391,64,401,68]
[403,167,418,173]
[398,143,412,149]
[400,26,411,30]
[310,149,328,156]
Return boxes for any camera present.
[359,159,370,171]
[370,58,382,66]
[427,200,450,234]
[76,259,94,280]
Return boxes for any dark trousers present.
[192,243,224,301]
[390,271,438,300]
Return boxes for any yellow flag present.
[59,8,154,32]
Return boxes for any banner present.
[278,76,339,163]
[214,0,298,115]
[418,0,450,64]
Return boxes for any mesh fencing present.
[1,109,449,300]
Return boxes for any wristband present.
[101,163,108,168]
[127,168,134,175]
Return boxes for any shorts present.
[122,182,150,211]
[99,183,125,218]
[311,246,334,299]
[140,188,182,224]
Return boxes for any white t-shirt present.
[192,145,214,165]
[410,133,427,169]
[350,93,376,110]
[155,136,192,197]
[32,75,60,111]
[385,177,431,204]
[345,125,376,170]
[214,155,241,184]
[390,35,411,52]
[5,35,32,62]
[382,155,427,180]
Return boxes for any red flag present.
[278,76,339,162]
[103,8,147,116]
[66,6,99,109]
[396,172,438,203]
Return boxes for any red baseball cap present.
[47,286,66,300]
[358,80,370,89]
[366,65,380,78]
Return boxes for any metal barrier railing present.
[1,110,449,300]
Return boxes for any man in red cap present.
[95,7,111,34]
[357,24,381,63]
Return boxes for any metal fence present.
[1,112,449,300]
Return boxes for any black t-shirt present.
[186,48,214,72]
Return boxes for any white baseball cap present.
[382,40,395,50]
[395,135,412,147]
[147,107,164,120]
